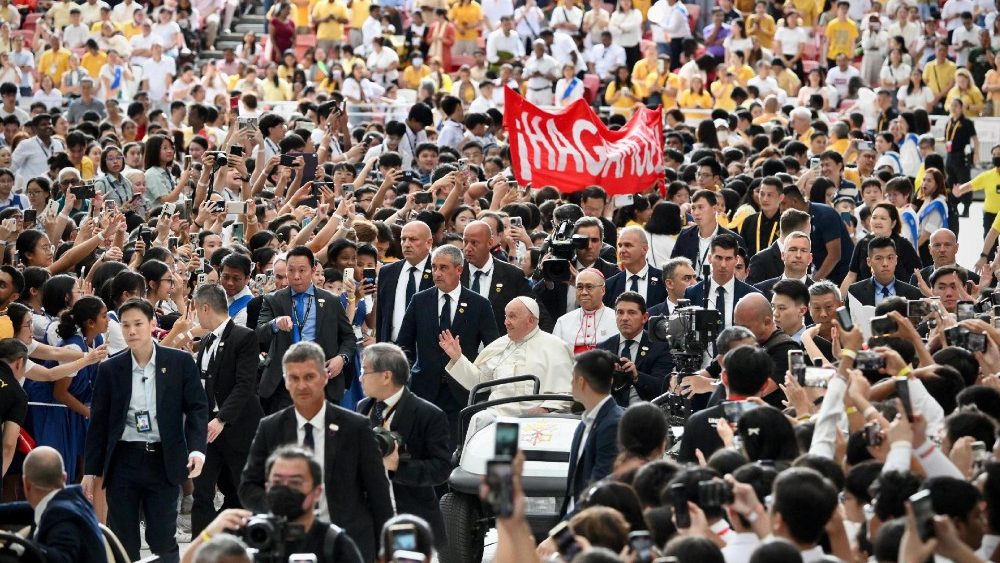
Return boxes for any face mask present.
[993,156,1000,168]
[266,485,308,520]
[718,132,729,144]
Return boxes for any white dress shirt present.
[621,264,650,301]
[11,136,65,191]
[199,318,230,372]
[33,489,60,528]
[696,225,719,272]
[467,255,494,298]
[294,402,328,519]
[379,386,406,427]
[524,53,561,89]
[485,28,524,63]
[227,287,252,327]
[437,285,463,324]
[707,276,736,328]
[122,347,160,442]
[587,43,626,81]
[391,256,430,341]
[578,394,613,460]
[481,0,514,28]
[437,119,465,150]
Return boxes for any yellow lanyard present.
[946,119,961,143]
[756,214,778,252]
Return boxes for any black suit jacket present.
[603,266,668,310]
[533,258,619,331]
[239,402,394,563]
[357,389,451,547]
[375,258,434,343]
[909,264,980,287]
[677,404,724,463]
[256,286,356,401]
[597,332,672,405]
[671,224,745,270]
[0,486,107,563]
[846,278,924,311]
[85,345,209,486]
[196,321,264,453]
[460,258,537,335]
[746,241,784,284]
[754,276,814,301]
[560,398,624,517]
[683,278,762,322]
[395,287,499,408]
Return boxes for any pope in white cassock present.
[438,296,575,437]
[552,268,619,354]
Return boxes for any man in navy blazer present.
[461,221,539,334]
[376,221,434,343]
[603,227,667,310]
[684,233,762,331]
[0,447,107,563]
[395,244,499,443]
[560,349,625,518]
[83,299,208,563]
[671,190,745,276]
[597,292,672,406]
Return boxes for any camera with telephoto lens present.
[543,220,590,262]
[372,426,406,458]
[237,514,305,563]
[648,302,722,426]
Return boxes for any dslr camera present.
[544,220,589,262]
[237,514,305,563]
[372,426,406,458]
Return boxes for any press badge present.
[136,411,152,433]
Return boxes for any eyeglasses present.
[159,277,175,285]
[576,284,603,291]
[107,155,124,162]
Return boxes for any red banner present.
[503,87,664,195]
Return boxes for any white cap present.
[713,118,729,129]
[511,296,540,319]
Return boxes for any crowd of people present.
[0,0,994,562]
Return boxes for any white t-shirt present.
[898,84,934,111]
[62,23,91,49]
[774,25,809,56]
[825,65,860,99]
[151,20,182,48]
[141,56,177,101]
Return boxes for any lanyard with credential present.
[136,363,154,417]
[756,215,778,252]
[291,293,314,335]
[946,118,961,143]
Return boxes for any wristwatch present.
[337,353,350,366]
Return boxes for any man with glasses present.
[553,268,619,354]
[11,114,64,192]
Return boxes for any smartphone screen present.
[836,306,854,332]
[909,490,935,541]
[494,422,519,458]
[485,460,513,517]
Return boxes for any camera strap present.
[324,523,342,562]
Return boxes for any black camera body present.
[944,325,988,352]
[372,426,406,458]
[238,514,305,563]
[544,220,589,263]
[648,305,722,366]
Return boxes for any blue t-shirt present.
[809,202,854,284]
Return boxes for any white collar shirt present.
[122,346,159,442]
[622,263,650,301]
[33,489,60,530]
[200,318,230,372]
[708,276,736,328]
[437,285,463,324]
[391,255,430,341]
[294,403,328,519]
[468,255,495,298]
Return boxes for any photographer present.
[357,343,451,549]
[236,445,364,563]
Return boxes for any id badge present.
[945,141,953,152]
[135,411,152,433]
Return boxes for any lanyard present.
[291,293,314,335]
[946,118,961,142]
[134,361,154,413]
[756,214,778,252]
[36,137,51,158]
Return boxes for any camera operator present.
[357,343,451,549]
[596,292,672,406]
[195,446,364,563]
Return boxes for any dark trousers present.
[191,438,248,536]
[106,444,180,563]
[669,38,685,70]
[986,212,998,260]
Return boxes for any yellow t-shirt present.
[824,19,858,60]
[402,64,431,89]
[604,81,639,116]
[677,89,713,114]
[945,86,984,117]
[292,0,313,27]
[76,156,95,181]
[450,2,483,41]
[38,48,72,85]
[785,0,820,26]
[728,64,755,86]
[122,22,142,39]
[968,168,1000,214]
[776,69,800,96]
[844,166,860,186]
[313,0,349,41]
[710,81,736,111]
[81,51,107,79]
[90,20,122,33]
[746,14,776,49]
[632,58,681,104]
[46,1,73,30]
[261,78,293,101]
[349,0,369,30]
[923,59,956,98]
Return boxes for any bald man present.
[552,269,620,353]
[0,447,106,563]
[376,220,435,342]
[909,228,979,288]
[603,226,667,310]
[725,293,802,407]
[441,296,575,431]
[461,221,539,334]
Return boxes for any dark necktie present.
[303,422,315,451]
[371,400,388,426]
[292,292,306,343]
[621,339,635,361]
[200,332,218,412]
[405,266,417,306]
[881,286,891,299]
[440,293,452,332]
[471,270,483,295]
[715,286,726,325]
[629,275,640,293]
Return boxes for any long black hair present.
[56,296,105,340]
